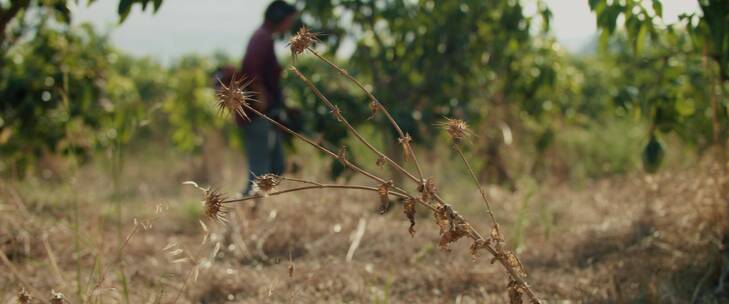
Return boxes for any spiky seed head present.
[216,76,255,122]
[50,290,64,304]
[254,174,281,193]
[17,288,31,304]
[288,26,318,59]
[203,189,227,222]
[439,118,472,145]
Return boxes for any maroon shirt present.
[240,25,283,114]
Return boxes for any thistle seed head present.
[254,174,281,194]
[203,189,227,223]
[17,288,31,304]
[216,76,255,122]
[438,118,472,145]
[288,26,318,59]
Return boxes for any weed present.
[196,28,543,303]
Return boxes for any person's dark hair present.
[265,1,297,26]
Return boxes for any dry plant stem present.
[231,73,541,302]
[241,110,541,303]
[289,66,420,184]
[461,224,541,303]
[223,184,410,204]
[454,147,500,230]
[84,222,140,303]
[280,176,324,186]
[242,104,388,185]
[241,104,414,198]
[307,48,425,180]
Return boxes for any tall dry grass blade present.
[345,217,367,263]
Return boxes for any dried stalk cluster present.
[199,27,542,303]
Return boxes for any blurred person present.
[238,1,298,199]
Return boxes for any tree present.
[0,0,162,51]
[296,0,558,186]
[590,0,728,171]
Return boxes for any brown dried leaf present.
[17,288,31,304]
[508,280,523,304]
[418,177,437,202]
[506,250,527,278]
[403,198,416,237]
[377,181,392,214]
[398,134,413,161]
[469,238,489,262]
[434,204,468,251]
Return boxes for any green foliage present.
[161,55,220,153]
[589,0,728,172]
[0,22,221,174]
[297,0,557,140]
[0,0,163,51]
[0,24,113,172]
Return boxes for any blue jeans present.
[242,117,284,194]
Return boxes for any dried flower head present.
[216,76,255,122]
[438,118,472,145]
[469,238,489,262]
[203,189,227,223]
[50,290,64,304]
[17,288,31,304]
[288,26,319,59]
[254,174,281,193]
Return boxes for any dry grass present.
[0,149,727,303]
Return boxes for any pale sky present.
[71,0,701,61]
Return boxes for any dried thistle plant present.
[438,117,473,146]
[216,76,255,122]
[202,189,227,223]
[193,33,543,303]
[254,173,282,194]
[288,26,319,59]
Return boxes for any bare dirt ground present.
[1,153,727,303]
